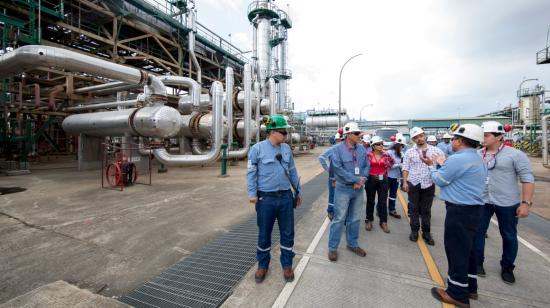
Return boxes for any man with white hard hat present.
[318,132,344,220]
[328,122,370,262]
[424,124,487,307]
[437,133,453,157]
[474,121,534,284]
[427,135,438,146]
[402,127,445,245]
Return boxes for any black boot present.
[409,231,418,242]
[422,232,435,246]
[501,267,515,284]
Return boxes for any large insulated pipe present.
[254,81,261,142]
[0,45,146,85]
[187,9,201,84]
[159,75,201,108]
[62,105,182,138]
[543,114,550,166]
[228,63,252,159]
[65,99,139,112]
[74,81,128,94]
[152,81,224,166]
[225,67,234,150]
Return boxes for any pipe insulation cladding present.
[62,105,183,138]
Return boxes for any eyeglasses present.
[352,132,361,136]
[275,130,288,136]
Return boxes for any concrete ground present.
[0,147,325,304]
[1,146,549,307]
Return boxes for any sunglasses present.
[275,130,288,136]
[352,132,361,136]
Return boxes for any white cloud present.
[198,0,550,120]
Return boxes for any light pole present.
[359,104,374,122]
[338,53,363,128]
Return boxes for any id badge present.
[378,175,384,181]
[354,167,360,175]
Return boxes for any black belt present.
[258,190,291,196]
[445,202,482,208]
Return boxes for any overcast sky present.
[195,0,550,121]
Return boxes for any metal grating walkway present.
[120,172,326,308]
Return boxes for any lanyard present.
[415,147,428,159]
[346,144,358,167]
[483,143,504,170]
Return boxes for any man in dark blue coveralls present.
[247,115,302,283]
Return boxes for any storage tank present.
[305,114,349,128]
[519,96,541,125]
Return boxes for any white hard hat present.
[334,133,341,139]
[343,122,361,134]
[452,123,483,143]
[427,135,437,142]
[362,134,371,143]
[410,127,424,138]
[395,133,406,145]
[481,121,505,134]
[443,133,452,139]
[370,136,383,145]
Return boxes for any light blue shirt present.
[387,149,403,179]
[437,142,454,157]
[332,142,370,185]
[430,148,487,205]
[319,146,336,179]
[247,140,301,198]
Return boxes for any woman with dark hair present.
[365,136,395,233]
[387,138,406,219]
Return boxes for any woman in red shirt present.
[365,136,395,233]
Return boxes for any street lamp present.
[359,104,374,122]
[338,53,363,128]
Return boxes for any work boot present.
[328,250,338,262]
[283,267,294,282]
[501,267,515,284]
[477,264,486,277]
[389,211,401,219]
[431,287,470,308]
[422,232,435,246]
[380,222,390,233]
[409,231,418,242]
[347,246,367,257]
[255,268,268,283]
[365,220,373,231]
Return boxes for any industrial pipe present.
[160,76,201,110]
[74,81,128,94]
[543,114,550,166]
[225,67,234,150]
[228,63,252,159]
[269,78,276,114]
[254,81,261,142]
[187,9,202,84]
[152,81,224,166]
[65,99,139,112]
[62,105,182,138]
[0,45,146,85]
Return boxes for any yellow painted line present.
[397,190,454,308]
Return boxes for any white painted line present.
[272,217,330,308]
[490,218,550,264]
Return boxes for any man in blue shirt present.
[318,133,342,220]
[437,133,454,157]
[327,122,370,262]
[247,115,302,283]
[425,124,487,308]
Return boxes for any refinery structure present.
[0,0,308,177]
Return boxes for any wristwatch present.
[521,201,532,207]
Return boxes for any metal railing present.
[537,46,550,64]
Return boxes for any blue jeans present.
[387,177,399,213]
[474,203,519,269]
[328,183,364,251]
[256,190,295,269]
[327,178,335,216]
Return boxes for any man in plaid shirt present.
[402,127,445,245]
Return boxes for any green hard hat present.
[265,114,291,131]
